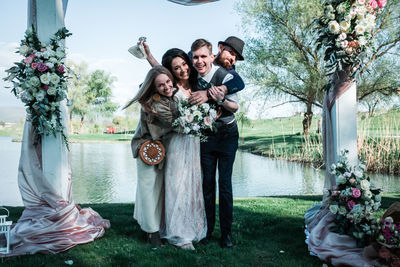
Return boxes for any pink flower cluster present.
[370,0,387,9]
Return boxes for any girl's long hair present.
[123,65,175,114]
[161,48,198,90]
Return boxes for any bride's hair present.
[123,65,176,112]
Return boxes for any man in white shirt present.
[191,39,239,248]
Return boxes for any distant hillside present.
[0,106,26,122]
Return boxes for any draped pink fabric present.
[306,69,380,266]
[3,119,110,257]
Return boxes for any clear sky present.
[0,0,301,118]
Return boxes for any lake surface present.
[1,136,399,206]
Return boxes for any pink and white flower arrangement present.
[4,26,71,147]
[173,100,217,141]
[328,150,382,247]
[316,0,387,77]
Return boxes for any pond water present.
[1,136,399,206]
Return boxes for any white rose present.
[358,0,366,4]
[344,15,352,21]
[29,76,41,87]
[19,45,30,55]
[193,110,202,118]
[360,180,370,190]
[358,36,367,46]
[201,103,210,112]
[40,73,51,85]
[325,5,334,13]
[328,21,341,34]
[45,62,54,69]
[49,57,58,63]
[340,21,350,32]
[36,90,46,102]
[209,109,217,119]
[329,204,339,214]
[192,124,200,131]
[190,105,198,111]
[338,206,347,215]
[339,33,347,41]
[47,87,57,95]
[356,6,367,18]
[354,170,363,178]
[363,190,372,198]
[336,4,346,14]
[50,74,60,85]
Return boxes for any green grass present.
[2,195,399,266]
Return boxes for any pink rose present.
[31,62,38,69]
[377,0,386,8]
[37,62,48,72]
[57,65,65,73]
[370,0,378,9]
[24,54,35,64]
[347,200,356,210]
[352,188,361,198]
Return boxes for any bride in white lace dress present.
[161,89,207,249]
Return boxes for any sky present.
[0,0,302,118]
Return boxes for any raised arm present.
[142,42,161,67]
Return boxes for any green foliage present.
[67,61,118,132]
[236,0,326,134]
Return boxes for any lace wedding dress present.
[160,90,207,247]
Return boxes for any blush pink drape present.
[306,69,381,266]
[3,118,110,257]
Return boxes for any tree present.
[237,0,326,135]
[237,0,400,134]
[67,61,90,133]
[67,62,118,132]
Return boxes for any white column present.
[331,83,358,166]
[28,0,70,200]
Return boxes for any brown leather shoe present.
[147,231,162,248]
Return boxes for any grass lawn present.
[2,194,399,266]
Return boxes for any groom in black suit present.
[190,38,244,248]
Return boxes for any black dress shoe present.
[220,234,233,248]
[147,231,163,248]
[200,233,212,245]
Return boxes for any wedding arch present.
[5,0,359,257]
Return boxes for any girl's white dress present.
[160,90,207,246]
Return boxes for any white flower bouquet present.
[315,0,387,78]
[328,150,382,247]
[4,26,71,148]
[172,100,217,142]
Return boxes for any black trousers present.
[200,123,238,237]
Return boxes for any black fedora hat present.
[218,36,245,61]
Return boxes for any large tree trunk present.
[302,103,313,135]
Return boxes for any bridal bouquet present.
[4,26,71,147]
[328,150,381,246]
[315,0,387,77]
[172,100,217,142]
